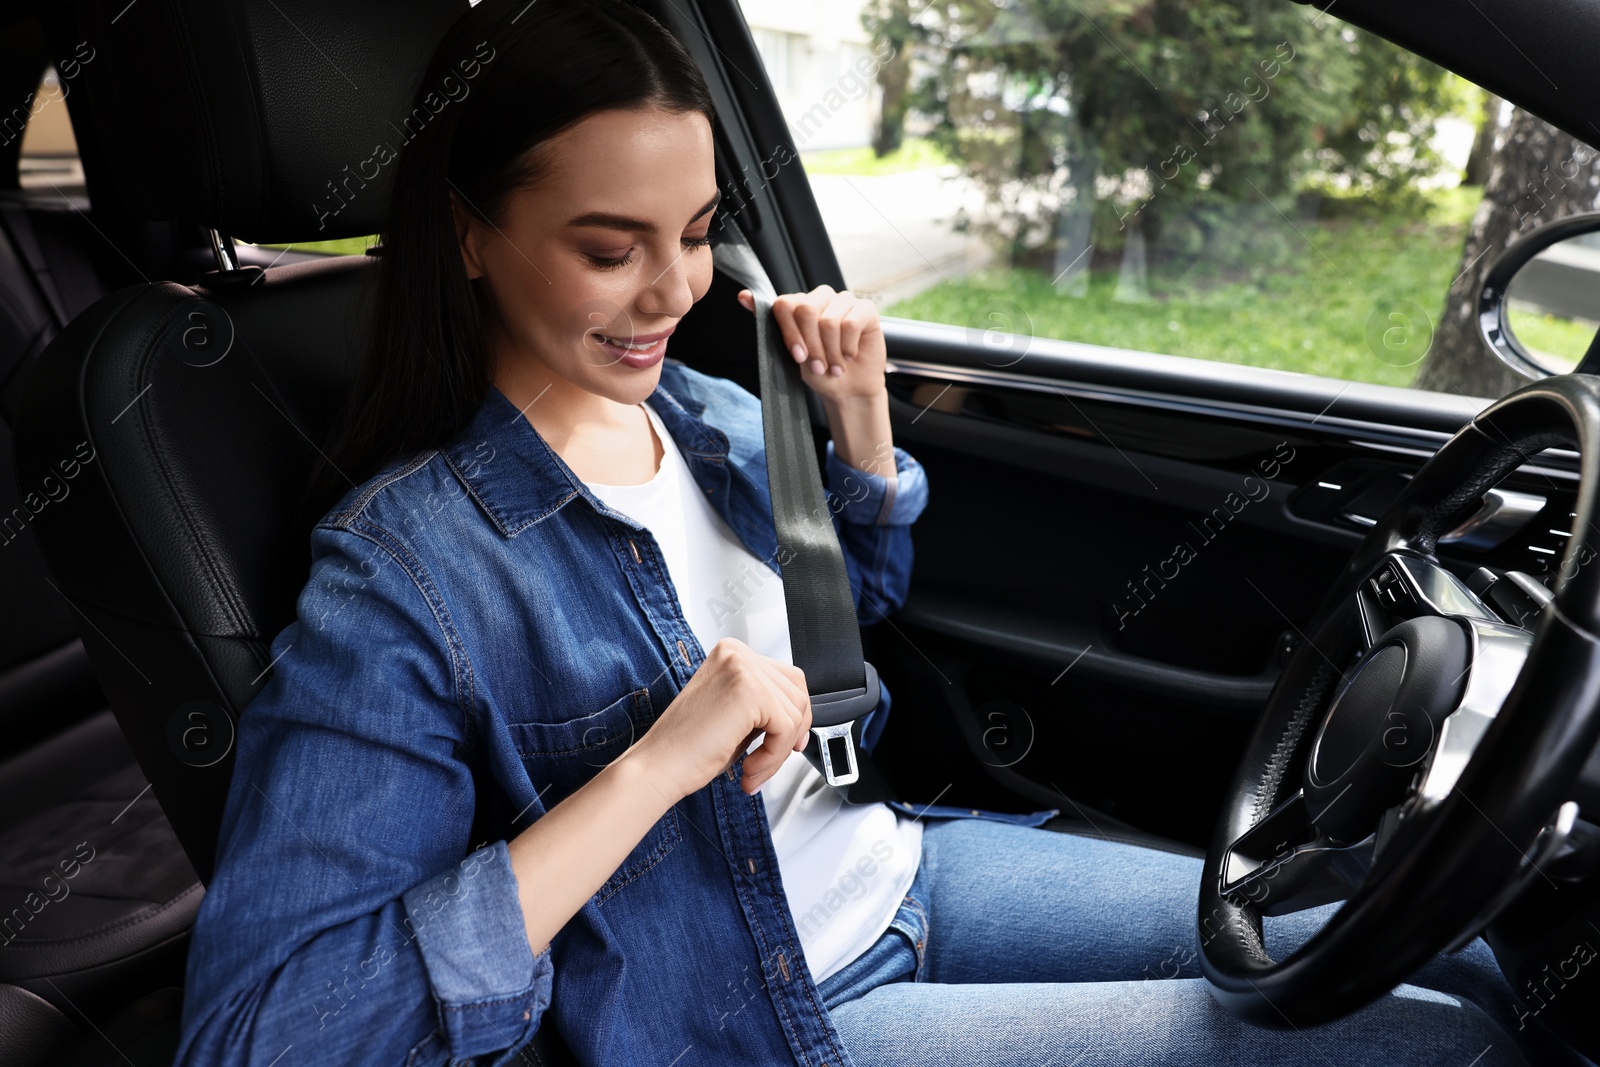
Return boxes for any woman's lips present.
[595,328,673,368]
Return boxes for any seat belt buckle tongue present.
[808,661,880,787]
[811,722,860,786]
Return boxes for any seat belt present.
[711,216,899,806]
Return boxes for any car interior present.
[3,0,1600,1064]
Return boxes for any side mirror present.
[1480,211,1600,379]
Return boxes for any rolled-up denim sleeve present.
[402,841,554,1054]
[173,523,550,1067]
[824,440,929,626]
[825,440,928,527]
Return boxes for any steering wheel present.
[1199,375,1600,1026]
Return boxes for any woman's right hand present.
[632,637,812,800]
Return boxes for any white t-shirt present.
[582,399,922,983]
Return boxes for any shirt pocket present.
[509,686,682,906]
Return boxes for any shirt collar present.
[442,361,728,538]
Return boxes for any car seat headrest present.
[57,0,467,243]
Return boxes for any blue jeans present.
[817,817,1590,1067]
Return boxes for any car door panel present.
[867,320,1580,846]
[656,0,1586,848]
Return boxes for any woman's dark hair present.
[299,0,717,530]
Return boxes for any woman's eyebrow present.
[566,191,721,235]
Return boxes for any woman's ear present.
[447,191,485,280]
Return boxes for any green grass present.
[1505,304,1593,373]
[883,187,1485,389]
[799,136,955,176]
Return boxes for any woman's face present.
[452,106,719,409]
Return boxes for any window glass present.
[742,1,1598,401]
[11,62,371,260]
[752,28,798,96]
[743,0,879,152]
[17,68,85,195]
[238,234,378,257]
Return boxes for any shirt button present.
[523,1009,531,1020]
[969,809,980,815]
[746,858,756,874]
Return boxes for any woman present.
[173,1,1569,1065]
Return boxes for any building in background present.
[739,0,880,152]
[738,0,990,307]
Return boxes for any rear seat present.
[0,24,213,1064]
[0,8,357,1058]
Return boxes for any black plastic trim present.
[899,593,1277,715]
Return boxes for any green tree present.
[862,0,917,157]
[1311,23,1465,202]
[1416,106,1600,397]
[1462,94,1502,186]
[897,2,1459,273]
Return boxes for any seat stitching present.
[2,879,203,946]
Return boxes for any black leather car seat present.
[10,1,583,1064]
[9,1,1203,1063]
[0,12,226,1065]
[14,0,469,900]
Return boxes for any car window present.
[11,61,372,261]
[237,233,378,257]
[740,1,1599,401]
[18,67,85,196]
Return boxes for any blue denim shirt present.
[174,357,1058,1067]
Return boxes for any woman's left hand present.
[736,285,887,404]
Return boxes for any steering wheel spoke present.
[1414,615,1533,804]
[1355,554,1499,647]
[1219,789,1375,916]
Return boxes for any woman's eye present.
[586,249,636,271]
[585,235,709,272]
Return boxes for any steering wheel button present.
[1304,615,1470,844]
